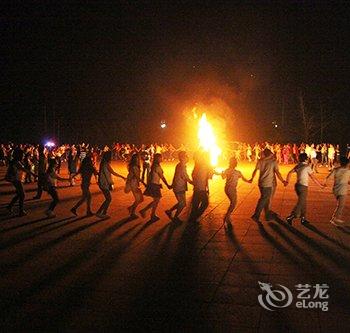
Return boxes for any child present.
[324,156,350,226]
[44,158,71,218]
[140,153,171,222]
[285,153,324,225]
[221,157,251,228]
[165,151,193,221]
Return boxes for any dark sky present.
[1,2,349,145]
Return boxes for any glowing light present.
[198,113,221,166]
[45,141,55,147]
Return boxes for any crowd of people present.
[1,141,349,229]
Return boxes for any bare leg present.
[150,198,160,217]
[130,189,143,215]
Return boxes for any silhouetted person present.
[221,157,251,228]
[33,145,47,199]
[44,158,70,218]
[96,150,126,218]
[67,148,78,186]
[71,152,98,216]
[140,153,171,222]
[165,151,193,221]
[189,151,213,221]
[125,153,144,218]
[5,148,35,216]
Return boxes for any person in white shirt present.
[250,148,286,222]
[324,156,350,226]
[165,151,193,221]
[285,153,324,225]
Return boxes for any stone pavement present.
[0,161,349,332]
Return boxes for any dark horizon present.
[2,2,350,145]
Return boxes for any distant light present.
[45,141,55,147]
[274,124,278,128]
[160,122,167,129]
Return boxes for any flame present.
[198,113,221,166]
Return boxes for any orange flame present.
[198,113,221,166]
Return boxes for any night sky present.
[1,2,350,145]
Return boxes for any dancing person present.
[33,145,47,199]
[246,144,252,162]
[5,148,35,216]
[328,144,335,170]
[67,148,78,186]
[96,150,126,218]
[321,144,327,166]
[141,146,151,184]
[324,156,350,226]
[292,143,298,163]
[44,158,70,218]
[285,153,325,225]
[23,151,33,183]
[165,151,193,221]
[253,143,260,162]
[125,153,144,219]
[189,151,213,221]
[0,144,6,166]
[140,153,171,222]
[310,144,319,173]
[221,157,251,228]
[70,152,98,217]
[282,145,290,164]
[55,149,62,174]
[250,148,287,222]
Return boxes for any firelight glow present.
[198,113,221,166]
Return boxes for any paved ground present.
[0,161,349,332]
